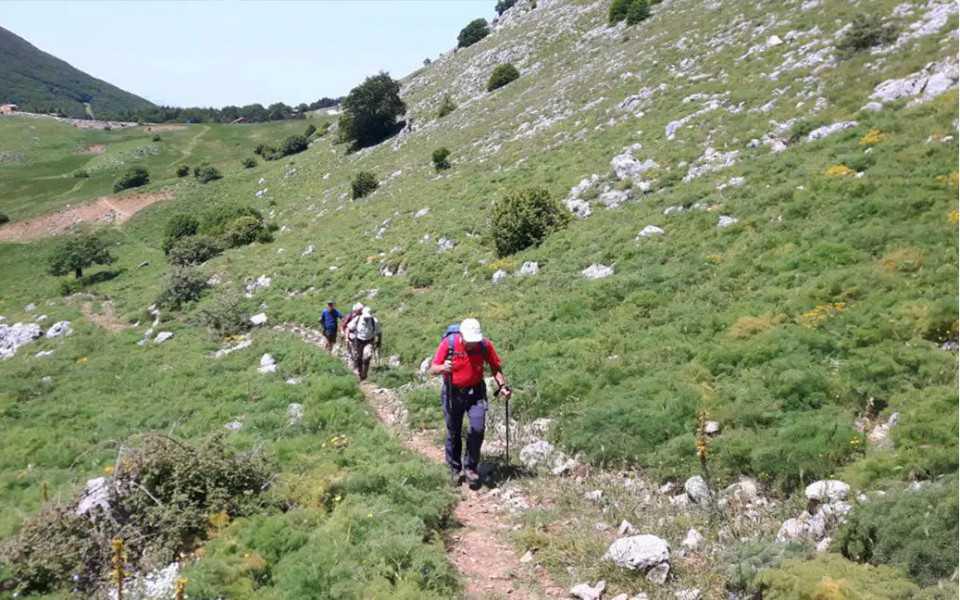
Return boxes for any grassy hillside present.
[0,116,323,221]
[0,0,957,596]
[0,26,155,119]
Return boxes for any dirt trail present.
[282,323,563,599]
[0,190,174,242]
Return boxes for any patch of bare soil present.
[282,323,563,599]
[80,299,129,332]
[78,144,106,155]
[0,190,175,242]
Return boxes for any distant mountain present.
[0,25,155,119]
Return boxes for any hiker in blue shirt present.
[320,300,343,352]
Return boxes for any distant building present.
[0,104,18,114]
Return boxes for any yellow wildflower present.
[824,164,855,177]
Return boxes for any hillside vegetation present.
[0,0,957,597]
[0,26,155,119]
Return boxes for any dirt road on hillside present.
[0,190,174,242]
[282,323,563,599]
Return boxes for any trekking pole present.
[496,383,510,465]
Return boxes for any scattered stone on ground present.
[519,261,540,276]
[582,264,614,280]
[637,225,664,238]
[492,269,508,285]
[287,403,304,425]
[717,215,738,228]
[0,322,42,359]
[76,476,112,518]
[154,331,174,344]
[682,528,704,551]
[250,312,268,326]
[684,475,711,504]
[570,580,606,600]
[604,534,671,583]
[224,420,243,432]
[258,353,277,374]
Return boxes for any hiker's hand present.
[500,385,512,398]
[441,359,453,374]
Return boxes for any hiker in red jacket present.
[429,318,511,487]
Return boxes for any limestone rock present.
[258,353,277,374]
[684,475,711,504]
[492,269,508,285]
[675,589,701,600]
[637,225,664,238]
[717,215,739,228]
[570,580,605,600]
[0,322,42,359]
[805,480,850,503]
[806,121,858,142]
[76,476,113,518]
[618,520,638,536]
[45,321,72,338]
[154,331,174,344]
[519,261,540,276]
[682,528,704,550]
[598,189,630,209]
[582,264,614,280]
[287,403,304,425]
[584,489,603,502]
[604,534,670,572]
[250,312,268,326]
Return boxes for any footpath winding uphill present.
[283,323,564,599]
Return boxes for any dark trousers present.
[442,381,487,473]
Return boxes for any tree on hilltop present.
[338,73,406,150]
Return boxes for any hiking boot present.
[449,470,463,487]
[464,468,480,486]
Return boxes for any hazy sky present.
[3,1,493,107]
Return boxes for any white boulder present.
[258,353,277,374]
[570,580,606,600]
[492,269,508,285]
[154,331,174,344]
[684,475,711,504]
[637,225,664,238]
[604,534,670,572]
[805,480,850,503]
[45,321,72,338]
[582,264,614,280]
[250,312,268,326]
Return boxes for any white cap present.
[352,302,364,312]
[460,318,483,343]
[362,306,372,317]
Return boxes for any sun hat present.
[460,318,483,343]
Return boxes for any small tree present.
[162,214,199,254]
[338,72,407,150]
[304,123,317,138]
[48,233,115,279]
[836,14,897,57]
[241,157,257,169]
[437,95,457,118]
[496,0,518,16]
[491,187,571,257]
[608,0,631,24]
[280,134,308,156]
[167,235,223,266]
[351,171,379,199]
[458,18,490,48]
[194,165,222,184]
[176,165,190,177]
[156,267,208,310]
[487,64,520,92]
[626,0,650,24]
[113,166,150,192]
[432,147,451,171]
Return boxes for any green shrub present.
[253,143,268,156]
[789,119,819,143]
[351,171,379,199]
[609,0,631,24]
[73,169,89,178]
[487,64,520,92]
[113,166,150,192]
[490,187,570,257]
[199,205,264,237]
[156,266,208,309]
[241,157,257,169]
[496,0,517,15]
[756,553,919,599]
[437,94,457,118]
[724,540,812,596]
[194,165,223,184]
[176,164,190,177]
[167,235,223,266]
[151,134,161,142]
[432,147,451,171]
[162,214,199,254]
[457,18,490,48]
[0,435,270,595]
[837,14,897,58]
[48,232,115,279]
[196,293,251,337]
[409,272,434,288]
[279,134,308,156]
[338,72,407,150]
[224,216,267,247]
[0,212,8,225]
[833,477,958,586]
[625,0,650,25]
[304,123,317,138]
